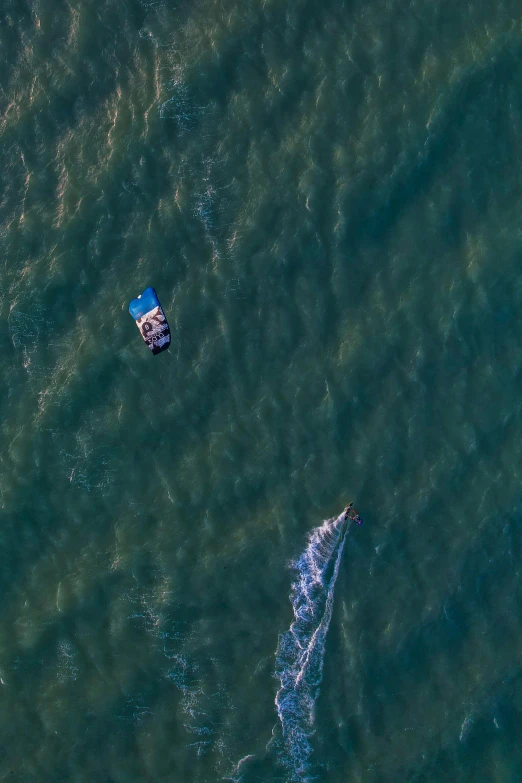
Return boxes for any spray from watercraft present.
[271,509,349,781]
[225,508,353,783]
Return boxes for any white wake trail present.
[272,512,348,781]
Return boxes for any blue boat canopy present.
[129,287,171,355]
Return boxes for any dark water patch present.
[339,36,522,255]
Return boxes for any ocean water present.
[2,0,522,780]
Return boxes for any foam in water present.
[271,512,348,782]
